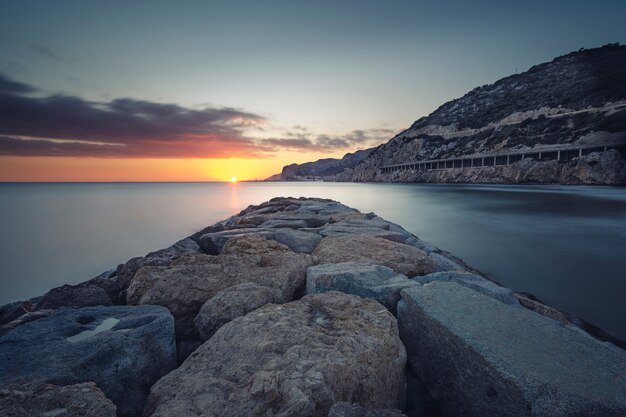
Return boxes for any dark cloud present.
[0,73,396,158]
[29,44,61,61]
[0,73,36,94]
[260,127,396,152]
[0,73,268,158]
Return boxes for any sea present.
[1,182,625,340]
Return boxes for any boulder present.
[37,282,112,310]
[0,309,55,337]
[271,228,323,253]
[127,236,312,338]
[126,256,228,339]
[425,252,465,271]
[306,262,417,314]
[312,235,441,277]
[327,402,406,417]
[90,256,171,304]
[413,271,519,305]
[404,236,438,253]
[146,237,201,259]
[328,211,369,223]
[0,305,176,417]
[260,218,309,229]
[144,292,407,417]
[319,223,407,242]
[222,233,291,255]
[200,227,323,254]
[295,200,356,215]
[0,382,116,417]
[397,282,626,417]
[194,282,283,341]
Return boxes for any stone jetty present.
[1,197,625,417]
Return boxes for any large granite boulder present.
[312,235,441,277]
[199,227,323,254]
[37,282,112,310]
[126,256,228,339]
[127,236,312,338]
[327,402,406,417]
[197,228,274,254]
[413,270,519,305]
[295,200,356,215]
[194,282,283,341]
[306,262,417,314]
[0,305,176,417]
[260,218,309,229]
[317,217,413,244]
[0,382,117,417]
[144,292,407,417]
[397,282,626,417]
[89,238,201,304]
[271,228,323,253]
[90,256,170,305]
[318,223,408,243]
[221,233,291,255]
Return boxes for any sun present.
[230,176,237,183]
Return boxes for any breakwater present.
[1,197,626,417]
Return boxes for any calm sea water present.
[1,182,625,339]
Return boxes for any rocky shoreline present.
[1,197,626,416]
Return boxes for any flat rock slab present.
[0,382,116,417]
[144,292,407,417]
[306,262,417,314]
[312,235,441,277]
[413,270,519,305]
[397,282,626,417]
[0,305,176,417]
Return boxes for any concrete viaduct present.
[380,143,626,174]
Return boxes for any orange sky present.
[0,151,347,182]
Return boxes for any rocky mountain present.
[284,44,626,185]
[266,147,374,181]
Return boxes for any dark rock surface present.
[0,305,176,417]
[327,402,406,417]
[194,282,283,341]
[144,292,407,417]
[397,282,626,417]
[306,262,417,314]
[0,382,117,417]
[413,270,519,305]
[37,282,112,310]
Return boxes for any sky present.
[0,0,625,181]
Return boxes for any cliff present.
[266,147,373,181]
[280,44,626,185]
